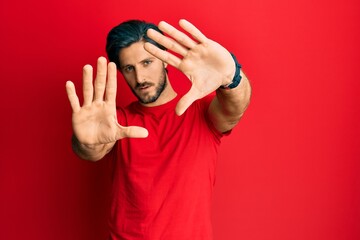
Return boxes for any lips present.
[136,82,153,91]
[139,85,150,90]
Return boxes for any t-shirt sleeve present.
[198,94,232,141]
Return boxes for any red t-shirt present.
[108,95,225,240]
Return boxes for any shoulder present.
[193,93,216,112]
[191,94,225,140]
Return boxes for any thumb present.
[175,91,197,116]
[118,125,149,139]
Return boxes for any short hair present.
[106,20,166,69]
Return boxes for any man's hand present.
[144,19,236,116]
[66,57,148,147]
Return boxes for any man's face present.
[118,41,167,105]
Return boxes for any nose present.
[135,69,146,84]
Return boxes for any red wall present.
[1,0,359,239]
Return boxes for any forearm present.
[210,70,251,132]
[71,134,115,161]
[217,70,251,114]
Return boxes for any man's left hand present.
[144,19,235,116]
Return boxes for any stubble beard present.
[133,67,167,104]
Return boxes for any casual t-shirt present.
[108,95,224,240]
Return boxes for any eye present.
[143,60,152,66]
[123,65,134,72]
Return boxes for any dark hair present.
[106,20,166,69]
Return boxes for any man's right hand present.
[66,57,148,160]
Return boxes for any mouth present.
[139,86,150,90]
[136,83,153,91]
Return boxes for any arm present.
[66,57,148,162]
[209,70,251,133]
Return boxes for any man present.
[66,19,251,239]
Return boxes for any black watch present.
[220,53,242,89]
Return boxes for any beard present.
[131,67,167,104]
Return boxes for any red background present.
[1,0,359,239]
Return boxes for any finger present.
[118,125,149,139]
[144,42,181,68]
[65,81,81,113]
[105,62,117,104]
[179,19,208,43]
[94,56,107,101]
[158,21,197,49]
[147,28,188,56]
[175,89,198,116]
[82,64,93,106]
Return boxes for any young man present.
[66,19,251,239]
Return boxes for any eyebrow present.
[120,57,156,69]
[140,57,156,63]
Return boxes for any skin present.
[66,19,251,161]
[66,58,148,161]
[118,41,176,107]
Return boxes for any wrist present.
[71,135,106,161]
[220,53,242,90]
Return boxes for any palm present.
[144,19,235,115]
[178,40,233,97]
[71,101,119,145]
[66,57,148,145]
